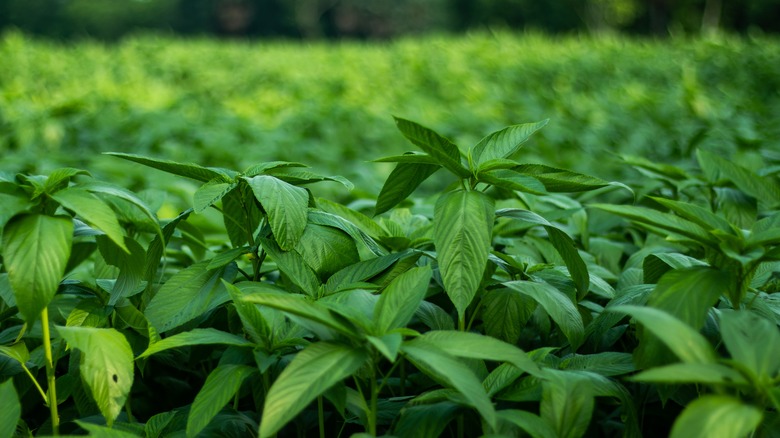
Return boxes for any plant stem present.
[458,312,466,331]
[41,308,59,435]
[318,395,325,438]
[21,363,48,403]
[369,365,378,437]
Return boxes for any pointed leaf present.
[415,331,541,376]
[259,342,368,438]
[241,292,358,339]
[669,395,763,438]
[393,117,470,178]
[505,281,585,350]
[50,187,128,252]
[393,402,460,438]
[367,333,403,362]
[138,328,252,359]
[0,379,20,438]
[471,119,549,168]
[476,170,548,195]
[497,209,589,297]
[375,162,439,216]
[264,167,353,190]
[374,266,432,334]
[650,196,734,233]
[482,287,535,344]
[631,362,748,385]
[373,152,440,165]
[514,164,611,192]
[591,204,716,246]
[434,190,494,320]
[57,326,134,427]
[245,175,308,250]
[697,149,780,208]
[144,262,236,333]
[193,180,237,213]
[401,342,497,430]
[496,409,556,438]
[608,305,716,363]
[187,365,256,438]
[540,370,595,438]
[2,214,72,324]
[259,237,320,296]
[719,310,780,381]
[325,251,408,293]
[105,152,231,182]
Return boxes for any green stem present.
[41,308,59,435]
[318,396,325,438]
[21,363,48,403]
[369,365,378,437]
[458,312,466,332]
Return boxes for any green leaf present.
[434,190,495,320]
[50,187,128,252]
[245,175,309,251]
[482,287,535,344]
[293,222,360,281]
[650,196,734,234]
[669,395,763,438]
[414,331,541,376]
[2,214,72,324]
[259,342,368,438]
[42,167,90,193]
[97,235,146,306]
[325,251,407,293]
[241,291,358,339]
[317,198,387,239]
[476,170,548,195]
[642,252,707,284]
[57,326,134,427]
[367,333,403,362]
[470,119,549,169]
[540,370,594,438]
[608,305,716,363]
[504,281,585,350]
[0,193,29,231]
[719,310,780,382]
[514,164,612,192]
[105,152,231,182]
[393,402,460,438]
[375,162,439,216]
[75,421,143,437]
[591,203,716,246]
[497,209,589,297]
[697,149,780,208]
[187,364,256,438]
[496,409,556,438]
[80,181,163,244]
[242,161,308,177]
[143,209,190,298]
[401,342,497,430]
[221,183,261,247]
[393,117,470,178]
[144,262,236,333]
[308,210,387,258]
[560,352,636,377]
[138,328,253,359]
[0,342,29,365]
[373,151,440,165]
[259,237,321,297]
[264,167,353,190]
[193,180,237,213]
[374,266,432,334]
[0,379,20,438]
[631,362,748,385]
[636,267,732,367]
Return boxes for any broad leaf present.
[245,175,309,251]
[482,287,535,344]
[719,310,780,382]
[393,117,470,178]
[259,342,368,438]
[477,170,548,195]
[259,237,321,296]
[414,331,541,376]
[325,251,408,293]
[57,326,134,427]
[293,222,361,281]
[496,409,556,438]
[560,352,636,377]
[650,196,734,233]
[434,190,494,320]
[97,235,146,306]
[669,395,763,438]
[221,184,261,247]
[374,266,432,334]
[504,281,585,350]
[642,252,707,284]
[2,214,72,324]
[401,342,497,430]
[470,119,549,168]
[375,162,439,216]
[393,402,460,438]
[193,180,237,213]
[608,305,716,363]
[50,187,128,252]
[697,149,780,208]
[0,379,20,438]
[144,262,236,333]
[497,208,589,297]
[138,328,253,359]
[540,370,594,438]
[187,364,257,438]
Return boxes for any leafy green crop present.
[1,102,779,438]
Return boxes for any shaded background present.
[2,0,780,41]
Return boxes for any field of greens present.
[1,31,780,437]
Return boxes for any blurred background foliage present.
[1,0,780,40]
